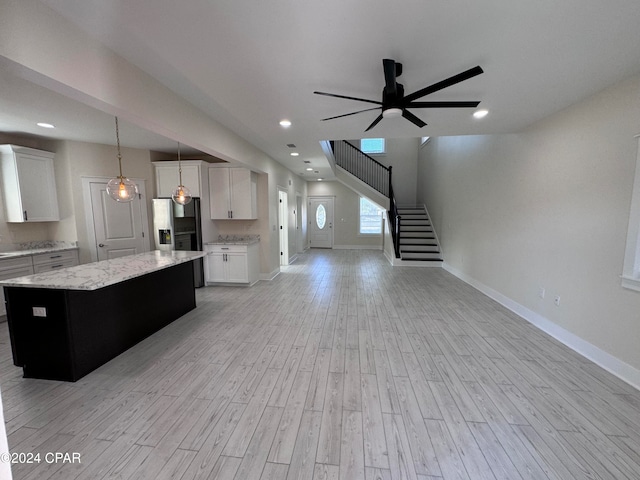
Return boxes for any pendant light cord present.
[115,117,124,179]
[178,142,183,186]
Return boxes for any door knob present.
[98,243,108,247]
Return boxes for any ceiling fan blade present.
[402,110,427,128]
[383,59,397,96]
[365,114,384,132]
[314,91,382,106]
[321,107,381,121]
[403,66,484,103]
[405,101,480,108]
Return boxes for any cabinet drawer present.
[32,250,78,266]
[0,265,34,280]
[0,256,33,273]
[33,260,77,274]
[205,244,248,253]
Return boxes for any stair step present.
[403,227,433,232]
[400,232,436,238]
[399,214,428,220]
[401,252,442,260]
[400,242,438,248]
[397,208,425,212]
[402,220,431,226]
[400,245,440,252]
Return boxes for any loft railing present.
[330,140,401,258]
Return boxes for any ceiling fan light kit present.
[315,59,484,131]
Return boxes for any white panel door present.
[309,197,333,249]
[89,181,147,260]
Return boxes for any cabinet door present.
[12,151,59,222]
[225,253,248,283]
[180,166,201,197]
[155,165,179,197]
[229,168,256,219]
[209,168,231,219]
[205,252,226,283]
[155,164,201,198]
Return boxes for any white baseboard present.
[260,268,280,281]
[332,245,383,250]
[443,262,640,391]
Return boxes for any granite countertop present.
[207,234,260,245]
[0,250,206,291]
[0,245,79,259]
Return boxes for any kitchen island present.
[1,250,206,382]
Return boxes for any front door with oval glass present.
[309,197,334,248]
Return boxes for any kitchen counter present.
[4,249,205,381]
[0,245,78,259]
[207,234,260,245]
[0,250,205,291]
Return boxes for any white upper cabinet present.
[209,167,257,220]
[0,145,60,222]
[153,161,202,198]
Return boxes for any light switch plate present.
[32,306,47,317]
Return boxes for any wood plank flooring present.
[2,249,640,479]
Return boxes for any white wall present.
[308,180,383,250]
[418,73,640,380]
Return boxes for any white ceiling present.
[3,0,640,178]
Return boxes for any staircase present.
[324,140,443,267]
[397,206,443,264]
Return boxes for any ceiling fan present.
[314,59,484,131]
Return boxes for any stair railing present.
[331,140,401,257]
[332,141,391,197]
[389,184,401,258]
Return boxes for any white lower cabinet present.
[204,243,259,285]
[31,249,79,273]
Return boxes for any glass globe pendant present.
[172,142,192,205]
[106,117,138,203]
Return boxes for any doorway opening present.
[278,189,289,266]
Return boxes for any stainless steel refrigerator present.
[152,198,205,287]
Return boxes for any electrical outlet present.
[538,287,545,299]
[554,295,561,306]
[32,306,47,317]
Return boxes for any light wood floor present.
[2,249,640,479]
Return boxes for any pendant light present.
[171,142,192,205]
[106,117,138,202]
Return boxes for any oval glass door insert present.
[316,204,326,229]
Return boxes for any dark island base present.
[5,261,196,382]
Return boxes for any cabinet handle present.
[51,264,64,269]
[230,210,233,219]
[221,247,229,250]
[23,210,28,221]
[49,255,62,259]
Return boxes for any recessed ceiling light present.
[279,119,292,127]
[290,152,299,156]
[306,167,313,171]
[317,178,323,181]
[36,122,55,129]
[473,109,489,119]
